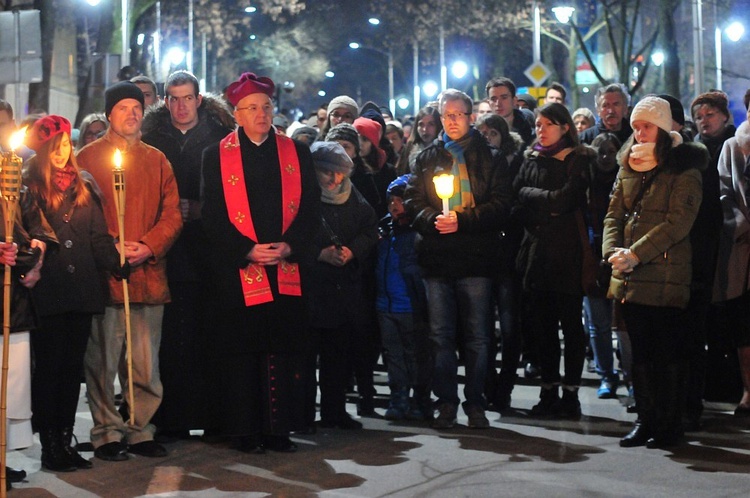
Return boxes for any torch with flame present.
[112,148,135,426]
[432,174,455,216]
[0,126,27,495]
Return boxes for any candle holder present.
[432,174,455,216]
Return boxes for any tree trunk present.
[658,0,681,98]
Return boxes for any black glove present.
[114,260,131,281]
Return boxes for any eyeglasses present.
[442,112,469,122]
[236,105,273,114]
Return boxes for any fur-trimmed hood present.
[141,92,235,136]
[619,141,709,175]
[736,120,750,155]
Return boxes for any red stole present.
[219,130,302,306]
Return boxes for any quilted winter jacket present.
[602,142,708,309]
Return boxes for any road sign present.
[524,61,550,87]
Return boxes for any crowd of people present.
[1,67,750,489]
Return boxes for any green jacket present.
[602,142,708,309]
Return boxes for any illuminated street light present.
[245,6,257,13]
[651,51,665,67]
[716,20,745,90]
[726,21,745,42]
[350,42,394,117]
[551,6,575,24]
[422,80,438,98]
[86,0,101,5]
[166,47,186,66]
[368,17,380,26]
[451,61,468,79]
[318,90,326,97]
[325,71,334,78]
[397,97,410,110]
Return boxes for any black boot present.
[530,385,560,417]
[647,362,685,448]
[40,428,76,472]
[620,364,653,447]
[61,427,93,469]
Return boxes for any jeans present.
[425,276,493,408]
[496,273,522,379]
[583,296,617,382]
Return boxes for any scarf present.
[321,177,352,205]
[442,129,475,211]
[628,142,658,172]
[533,135,572,157]
[53,163,77,192]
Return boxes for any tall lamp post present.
[715,20,745,91]
[121,0,129,66]
[349,42,395,117]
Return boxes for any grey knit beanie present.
[326,123,360,153]
[327,95,359,117]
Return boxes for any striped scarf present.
[442,129,476,211]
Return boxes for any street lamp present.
[551,6,575,24]
[715,20,745,91]
[451,61,468,80]
[349,42,395,118]
[422,80,438,99]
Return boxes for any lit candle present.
[432,173,455,216]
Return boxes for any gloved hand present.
[607,248,640,273]
[114,260,131,281]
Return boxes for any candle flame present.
[433,174,455,200]
[9,127,27,152]
[113,149,122,170]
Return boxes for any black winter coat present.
[29,176,120,316]
[308,185,379,328]
[0,187,57,332]
[404,130,512,279]
[514,146,591,295]
[142,94,235,283]
[691,125,735,292]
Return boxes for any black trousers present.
[32,312,93,429]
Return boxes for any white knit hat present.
[327,95,359,117]
[630,96,673,133]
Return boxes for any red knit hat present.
[226,72,275,106]
[353,117,386,168]
[27,115,71,151]
[353,117,381,147]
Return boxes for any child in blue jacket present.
[376,175,431,420]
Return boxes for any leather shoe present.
[94,441,128,461]
[620,421,650,448]
[128,440,167,457]
[230,436,265,454]
[6,466,26,483]
[524,362,540,379]
[263,435,298,453]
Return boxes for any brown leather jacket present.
[76,128,182,304]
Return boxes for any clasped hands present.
[608,247,640,273]
[318,245,353,267]
[118,241,154,267]
[247,242,292,266]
